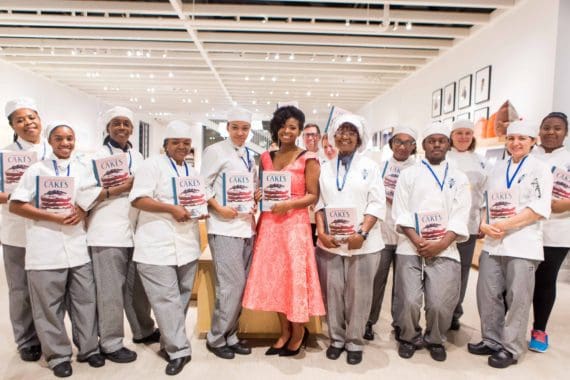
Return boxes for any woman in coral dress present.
[242,105,325,357]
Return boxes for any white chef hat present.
[451,119,475,132]
[164,120,192,139]
[45,120,74,138]
[102,106,134,127]
[328,113,369,153]
[507,120,538,138]
[5,97,39,119]
[226,107,252,123]
[392,125,418,141]
[422,122,451,141]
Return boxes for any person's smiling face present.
[9,108,42,144]
[49,126,75,159]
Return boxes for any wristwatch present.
[357,229,369,240]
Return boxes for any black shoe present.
[412,335,425,350]
[133,329,160,344]
[19,345,42,362]
[53,361,73,378]
[228,342,252,355]
[398,342,416,359]
[488,349,517,369]
[325,346,343,360]
[467,341,498,356]
[78,353,106,368]
[363,322,374,341]
[206,342,235,359]
[346,350,363,365]
[428,344,447,362]
[393,326,402,342]
[165,355,191,376]
[104,347,137,363]
[279,327,309,357]
[450,318,460,331]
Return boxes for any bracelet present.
[357,229,369,240]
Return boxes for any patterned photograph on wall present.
[443,82,456,114]
[456,112,470,121]
[475,65,492,104]
[458,74,472,109]
[432,89,442,118]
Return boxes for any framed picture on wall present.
[456,112,471,121]
[457,74,472,109]
[432,89,442,118]
[139,121,150,158]
[442,116,455,126]
[443,82,456,114]
[473,106,489,122]
[475,65,492,104]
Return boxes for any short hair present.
[269,106,305,144]
[541,112,568,131]
[449,130,477,152]
[304,123,321,135]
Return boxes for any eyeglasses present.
[392,139,416,148]
[303,133,320,139]
[335,130,358,138]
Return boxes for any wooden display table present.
[196,245,322,338]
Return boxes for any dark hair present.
[541,112,568,131]
[388,134,417,155]
[270,106,305,144]
[304,123,321,135]
[449,130,477,152]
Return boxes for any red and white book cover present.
[383,164,402,204]
[551,166,570,200]
[172,176,208,218]
[325,207,357,242]
[92,153,130,188]
[415,209,448,241]
[260,171,291,212]
[487,189,518,222]
[35,176,75,215]
[222,172,254,213]
[0,151,38,192]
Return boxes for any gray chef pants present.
[477,251,538,359]
[368,245,396,325]
[454,235,477,320]
[206,234,253,348]
[2,244,40,350]
[27,263,99,369]
[394,255,460,345]
[318,247,380,352]
[137,261,197,360]
[90,246,155,353]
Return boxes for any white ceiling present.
[0,0,516,124]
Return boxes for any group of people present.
[1,97,568,377]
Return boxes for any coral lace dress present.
[242,150,325,323]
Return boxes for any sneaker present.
[528,330,548,353]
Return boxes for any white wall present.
[553,0,570,113]
[359,0,561,134]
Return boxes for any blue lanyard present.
[107,143,133,174]
[506,155,528,189]
[52,160,70,177]
[239,147,252,172]
[16,140,47,160]
[381,161,389,179]
[421,160,448,191]
[336,155,354,192]
[168,156,189,177]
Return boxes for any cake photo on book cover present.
[222,172,254,213]
[92,153,130,188]
[325,207,357,242]
[383,172,399,203]
[172,176,207,218]
[485,189,517,222]
[260,171,291,212]
[551,166,570,199]
[0,151,38,192]
[35,176,75,215]
[415,209,448,241]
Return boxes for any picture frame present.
[457,74,472,109]
[442,116,455,126]
[473,106,489,122]
[456,112,471,121]
[474,65,492,104]
[138,121,150,158]
[443,82,456,114]
[432,89,442,118]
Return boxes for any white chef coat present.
[315,153,386,256]
[1,137,52,247]
[200,139,256,238]
[129,154,201,267]
[482,154,552,260]
[532,145,570,247]
[379,156,415,245]
[393,160,471,262]
[447,148,487,235]
[86,143,144,247]
[10,154,100,270]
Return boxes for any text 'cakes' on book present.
[222,171,254,213]
[260,171,291,212]
[172,176,208,219]
[0,151,38,192]
[415,209,448,241]
[35,175,75,215]
[92,153,130,188]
